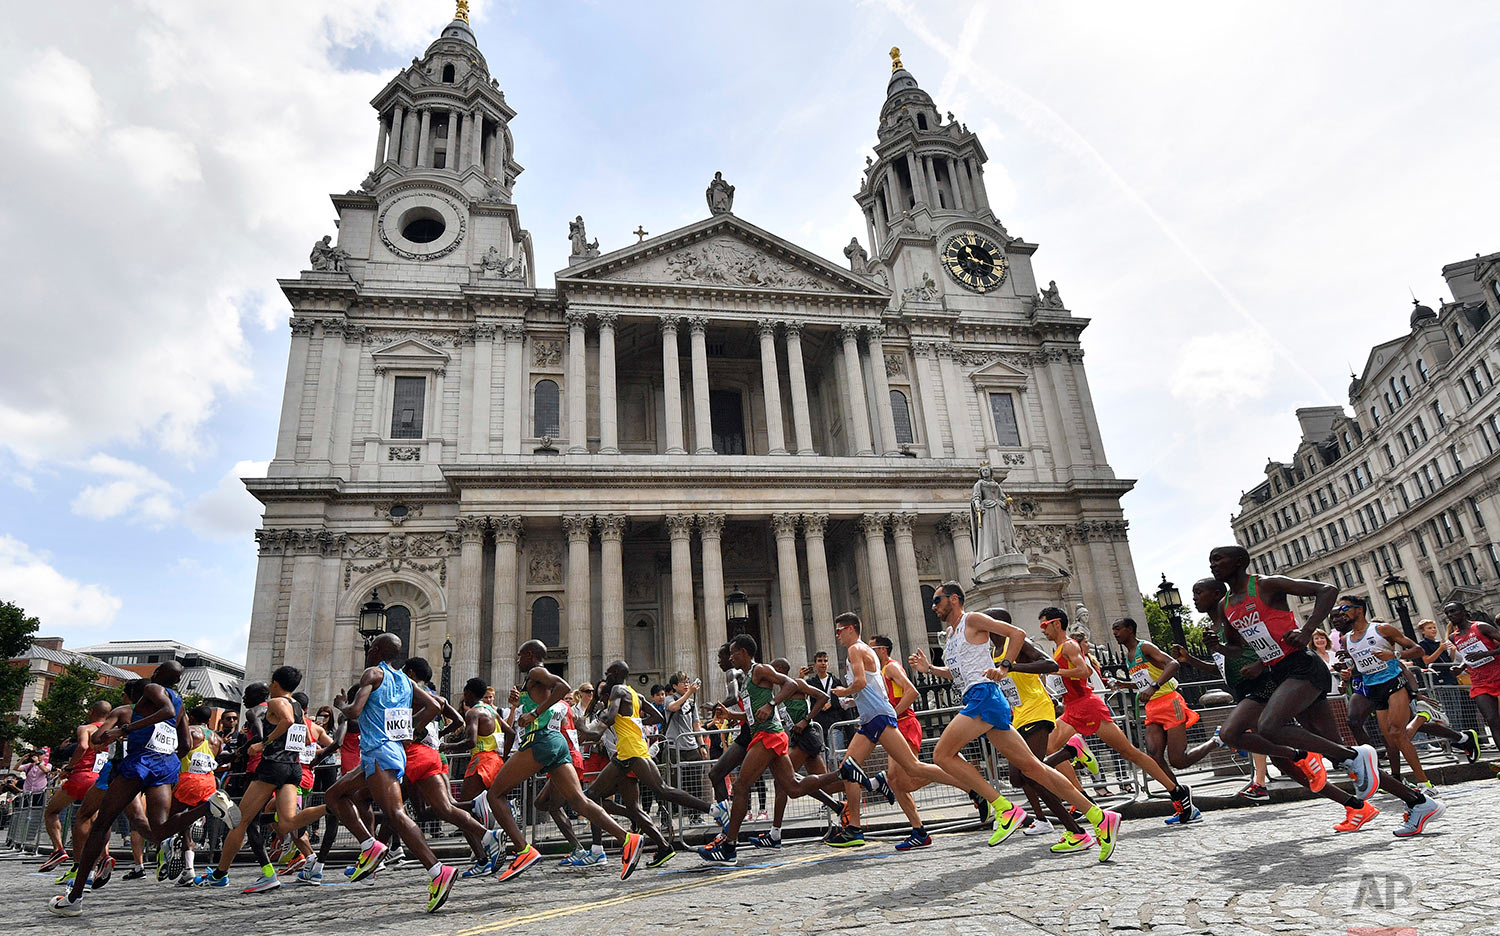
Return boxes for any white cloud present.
[106,125,203,193]
[70,454,178,526]
[0,535,121,629]
[187,460,268,543]
[8,49,103,153]
[1168,330,1275,409]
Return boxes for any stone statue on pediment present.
[482,176,506,203]
[706,171,735,215]
[1040,280,1065,309]
[568,215,599,258]
[843,237,870,273]
[479,245,522,280]
[310,235,349,273]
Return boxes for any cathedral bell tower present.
[852,47,1040,313]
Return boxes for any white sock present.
[590,844,605,856]
[360,838,376,851]
[183,853,194,872]
[428,862,443,879]
[769,826,781,840]
[310,860,322,874]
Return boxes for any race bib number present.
[1457,636,1493,667]
[1128,666,1155,691]
[1350,644,1384,675]
[776,703,792,727]
[424,720,441,748]
[998,677,1021,708]
[1044,674,1065,698]
[383,707,413,741]
[299,742,316,765]
[190,751,218,774]
[1230,613,1285,663]
[283,722,309,754]
[1212,653,1227,683]
[91,751,109,773]
[146,722,177,755]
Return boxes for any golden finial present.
[456,0,470,23]
[890,46,903,72]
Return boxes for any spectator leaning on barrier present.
[664,671,708,822]
[803,650,848,750]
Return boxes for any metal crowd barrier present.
[5,789,49,853]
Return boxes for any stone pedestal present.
[964,568,1070,641]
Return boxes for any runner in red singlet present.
[1209,545,1442,836]
[39,702,115,872]
[1445,601,1500,758]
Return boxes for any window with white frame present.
[890,390,915,445]
[533,379,560,437]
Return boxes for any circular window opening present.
[400,207,446,244]
[389,504,409,519]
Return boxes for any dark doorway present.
[385,604,412,666]
[729,602,765,658]
[710,389,746,454]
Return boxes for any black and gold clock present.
[941,233,1007,293]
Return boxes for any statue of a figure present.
[970,464,1020,564]
[1074,603,1090,632]
[359,170,379,193]
[1040,279,1064,309]
[309,235,348,273]
[479,245,522,280]
[843,237,870,273]
[567,215,599,258]
[706,171,735,215]
[482,176,507,203]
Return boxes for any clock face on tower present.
[941,233,1007,293]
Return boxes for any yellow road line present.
[450,851,832,936]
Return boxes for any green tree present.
[20,660,120,753]
[1141,594,1209,658]
[0,600,39,749]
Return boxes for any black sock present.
[1342,794,1363,809]
[1292,750,1308,761]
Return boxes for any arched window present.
[531,596,560,647]
[890,390,915,445]
[385,604,412,666]
[917,113,928,130]
[534,379,560,437]
[441,63,455,83]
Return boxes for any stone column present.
[417,108,432,168]
[945,512,976,591]
[969,158,990,211]
[689,316,714,454]
[667,514,697,674]
[936,342,975,458]
[597,514,626,666]
[386,105,404,164]
[470,110,484,169]
[563,515,593,678]
[246,531,288,685]
[597,312,619,454]
[801,513,834,634]
[283,531,323,677]
[923,157,942,209]
[906,152,929,205]
[452,516,487,685]
[949,156,971,210]
[698,514,727,678]
[861,513,899,639]
[374,113,389,170]
[867,325,899,454]
[757,319,787,455]
[784,321,815,455]
[446,107,459,167]
[772,513,806,664]
[501,323,525,454]
[566,311,588,453]
[890,512,928,659]
[274,318,315,461]
[841,324,875,455]
[469,323,494,455]
[490,516,522,688]
[400,109,418,166]
[911,341,948,456]
[659,316,686,454]
[308,321,345,466]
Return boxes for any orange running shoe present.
[1332,802,1379,833]
[1297,751,1327,792]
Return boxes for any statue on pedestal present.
[970,464,1027,584]
[568,215,599,258]
[309,235,349,273]
[706,171,735,215]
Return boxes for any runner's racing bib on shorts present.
[92,751,109,772]
[997,677,1022,708]
[146,721,177,754]
[190,751,217,773]
[283,722,309,754]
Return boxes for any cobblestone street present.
[5,780,1494,936]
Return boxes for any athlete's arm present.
[440,707,482,754]
[1257,573,1338,643]
[835,648,867,698]
[108,684,173,743]
[1009,639,1060,674]
[411,683,441,735]
[1053,640,1092,680]
[885,661,918,718]
[252,696,294,754]
[908,648,952,680]
[337,666,384,720]
[1139,641,1180,694]
[517,666,571,727]
[598,685,626,727]
[798,676,830,724]
[761,663,802,711]
[1374,624,1423,661]
[637,694,667,726]
[1170,644,1218,676]
[964,612,1028,665]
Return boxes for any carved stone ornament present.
[706,171,735,215]
[562,515,594,541]
[596,514,627,540]
[359,170,379,194]
[533,339,563,367]
[482,176,507,203]
[529,540,563,584]
[377,192,466,262]
[696,513,726,538]
[1000,452,1026,466]
[455,516,489,543]
[479,245,523,280]
[665,514,695,540]
[387,446,421,461]
[568,215,600,258]
[889,512,917,537]
[372,330,461,350]
[626,569,655,601]
[309,235,350,273]
[800,512,828,537]
[660,238,832,292]
[859,513,888,538]
[901,271,940,304]
[771,512,800,539]
[843,237,870,273]
[885,353,907,377]
[1039,280,1065,310]
[492,515,523,543]
[914,541,936,574]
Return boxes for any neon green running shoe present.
[1094,810,1121,863]
[988,803,1027,847]
[1050,830,1096,854]
[1068,736,1101,777]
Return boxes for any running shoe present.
[646,849,676,869]
[266,834,285,864]
[697,839,737,864]
[495,844,541,882]
[480,828,505,863]
[1296,750,1328,792]
[838,757,870,785]
[281,854,307,875]
[296,866,323,885]
[556,848,589,867]
[1050,830,1095,854]
[156,836,175,881]
[55,864,79,886]
[1021,815,1054,837]
[470,795,494,827]
[1239,783,1270,801]
[47,895,84,917]
[1163,806,1202,825]
[1459,729,1482,764]
[177,869,196,886]
[192,870,228,888]
[1392,795,1445,837]
[349,840,388,884]
[988,803,1027,847]
[871,770,896,806]
[207,789,241,828]
[1093,810,1121,863]
[894,829,932,850]
[709,799,731,831]
[1342,744,1379,802]
[825,825,866,848]
[747,831,782,849]
[166,836,186,881]
[1067,736,1101,776]
[620,832,644,881]
[838,799,852,828]
[426,865,456,913]
[38,849,69,873]
[242,872,280,894]
[383,844,406,871]
[91,856,115,890]
[123,866,147,880]
[968,790,991,824]
[460,855,496,878]
[1169,786,1198,824]
[1332,802,1379,832]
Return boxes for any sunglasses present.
[931,594,948,606]
[1040,618,1062,626]
[1333,605,1356,612]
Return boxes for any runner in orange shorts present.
[1107,617,1202,825]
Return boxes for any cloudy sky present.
[2,1,1497,662]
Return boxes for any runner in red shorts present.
[1447,601,1500,760]
[870,636,935,837]
[1039,608,1196,822]
[39,701,114,872]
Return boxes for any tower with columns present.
[244,23,1141,702]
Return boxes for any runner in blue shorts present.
[910,582,1123,862]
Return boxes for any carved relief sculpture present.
[901,271,939,303]
[529,540,563,585]
[309,235,350,273]
[479,245,523,280]
[662,240,831,292]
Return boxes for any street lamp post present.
[1155,574,1188,648]
[358,589,388,651]
[726,586,750,636]
[1382,573,1418,641]
[440,637,453,701]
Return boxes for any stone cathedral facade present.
[245,14,1141,701]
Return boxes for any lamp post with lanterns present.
[726,586,750,636]
[1382,573,1418,641]
[441,636,454,700]
[1154,574,1188,648]
[358,589,388,651]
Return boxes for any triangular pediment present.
[968,355,1030,389]
[371,337,450,371]
[559,215,888,298]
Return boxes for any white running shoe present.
[208,789,241,828]
[1021,816,1055,837]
